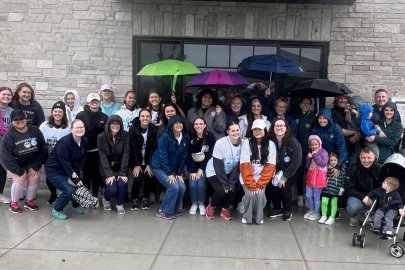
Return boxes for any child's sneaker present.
[307,212,319,221]
[220,208,233,221]
[325,217,335,225]
[198,203,206,216]
[318,216,327,224]
[9,202,22,214]
[304,210,313,219]
[24,200,39,211]
[205,204,215,220]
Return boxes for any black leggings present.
[131,165,153,200]
[208,175,236,209]
[46,178,57,195]
[82,151,102,197]
[266,171,299,211]
[0,164,6,194]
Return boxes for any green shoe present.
[51,209,68,220]
[72,206,85,214]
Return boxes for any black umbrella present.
[287,79,352,111]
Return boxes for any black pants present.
[83,151,102,197]
[295,163,305,197]
[46,178,57,195]
[131,165,153,200]
[208,175,236,209]
[0,164,6,194]
[266,172,298,212]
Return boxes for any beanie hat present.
[52,101,66,112]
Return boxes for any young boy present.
[363,177,403,239]
[359,104,381,159]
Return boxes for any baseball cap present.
[251,119,266,130]
[11,109,27,121]
[100,84,112,91]
[87,93,101,103]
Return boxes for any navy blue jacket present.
[151,115,190,176]
[186,132,215,173]
[45,133,88,178]
[367,187,403,212]
[311,108,347,169]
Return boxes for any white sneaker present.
[325,217,335,225]
[198,203,206,216]
[236,202,245,214]
[304,210,312,219]
[116,204,125,215]
[0,194,11,204]
[297,196,304,207]
[102,197,111,211]
[189,203,198,215]
[318,216,327,224]
[307,213,320,221]
[241,218,247,224]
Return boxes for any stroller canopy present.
[381,153,405,199]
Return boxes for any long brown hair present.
[268,118,292,145]
[13,83,35,102]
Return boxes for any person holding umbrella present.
[187,89,226,140]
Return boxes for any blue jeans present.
[104,177,127,205]
[48,174,79,212]
[346,196,365,218]
[306,187,322,212]
[152,168,185,215]
[186,171,206,204]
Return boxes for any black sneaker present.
[47,193,57,205]
[267,209,283,218]
[283,210,292,221]
[131,199,140,211]
[142,198,150,210]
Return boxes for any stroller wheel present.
[359,235,366,248]
[390,243,404,258]
[352,233,358,246]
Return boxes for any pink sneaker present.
[9,202,22,214]
[220,208,233,221]
[24,200,39,211]
[205,204,215,220]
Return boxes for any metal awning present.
[192,0,356,5]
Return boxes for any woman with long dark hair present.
[238,98,271,139]
[98,115,130,214]
[186,117,215,215]
[267,119,302,221]
[40,101,71,205]
[240,119,276,224]
[187,88,226,140]
[11,82,45,127]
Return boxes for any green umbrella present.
[137,59,201,92]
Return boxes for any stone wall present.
[1,0,405,110]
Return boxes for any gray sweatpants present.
[373,208,398,233]
[242,185,266,224]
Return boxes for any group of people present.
[0,83,404,231]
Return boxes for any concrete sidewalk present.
[0,189,404,270]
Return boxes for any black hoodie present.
[76,105,108,150]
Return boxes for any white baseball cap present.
[251,119,266,130]
[87,93,101,103]
[100,84,112,91]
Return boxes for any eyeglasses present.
[274,125,286,129]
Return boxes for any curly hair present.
[268,118,292,145]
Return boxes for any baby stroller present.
[352,153,405,257]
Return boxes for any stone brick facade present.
[1,0,405,110]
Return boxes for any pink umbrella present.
[186,70,249,88]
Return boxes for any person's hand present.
[176,175,184,183]
[76,181,83,187]
[224,188,229,193]
[72,171,79,179]
[27,168,39,178]
[120,176,128,183]
[307,152,313,158]
[331,168,340,178]
[215,105,222,116]
[144,165,153,177]
[132,166,142,178]
[167,175,176,184]
[105,176,115,185]
[171,93,177,104]
[278,179,286,188]
[196,169,204,179]
[366,135,375,143]
[379,130,386,138]
[338,191,344,196]
[362,196,370,205]
[399,208,405,217]
[190,173,198,181]
[265,88,272,97]
[349,133,361,143]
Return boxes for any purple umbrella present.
[186,70,249,88]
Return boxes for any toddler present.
[304,135,328,221]
[319,152,346,225]
[359,104,380,159]
[363,177,403,239]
